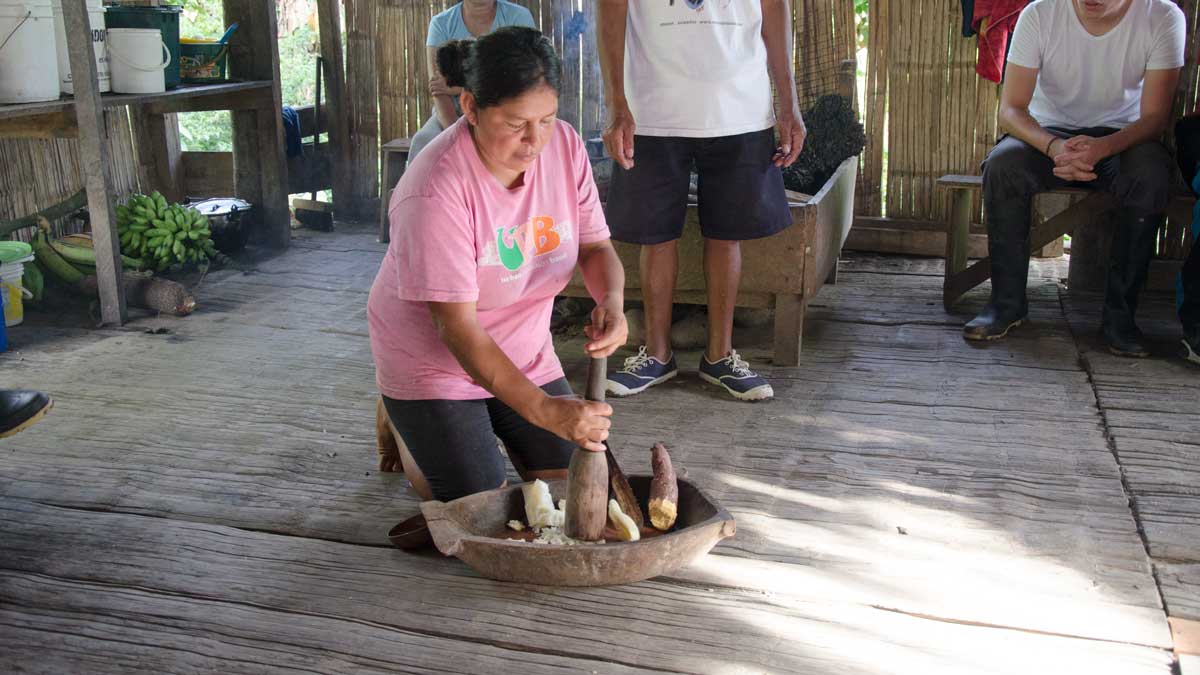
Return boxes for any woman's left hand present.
[584,301,627,358]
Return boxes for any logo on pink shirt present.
[495,215,563,271]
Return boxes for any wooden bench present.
[938,174,1194,310]
[378,138,412,243]
[562,156,858,367]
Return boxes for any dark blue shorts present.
[606,128,792,244]
[381,378,576,502]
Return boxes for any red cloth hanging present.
[972,0,1030,83]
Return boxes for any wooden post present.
[223,0,290,249]
[130,107,184,203]
[346,0,380,221]
[62,0,125,325]
[317,0,353,218]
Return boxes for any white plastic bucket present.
[52,0,108,94]
[107,27,168,94]
[0,257,34,327]
[0,0,61,104]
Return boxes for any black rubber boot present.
[0,390,52,438]
[1102,210,1162,358]
[964,200,1030,341]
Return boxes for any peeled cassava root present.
[649,442,678,531]
[607,499,640,542]
[78,274,196,316]
[522,479,564,529]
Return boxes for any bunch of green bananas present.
[117,192,217,271]
[31,229,143,287]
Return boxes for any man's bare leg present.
[641,240,679,361]
[704,238,741,361]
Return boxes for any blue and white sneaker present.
[698,350,773,401]
[606,346,678,397]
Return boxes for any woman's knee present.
[382,396,507,502]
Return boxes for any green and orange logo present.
[495,215,562,271]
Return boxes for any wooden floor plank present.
[0,230,1190,668]
[0,318,1171,645]
[1,571,657,675]
[1060,285,1200,637]
[0,500,1175,675]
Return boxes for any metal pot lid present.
[188,197,252,216]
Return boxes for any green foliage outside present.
[854,0,869,49]
[177,0,320,152]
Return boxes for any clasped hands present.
[1049,135,1110,183]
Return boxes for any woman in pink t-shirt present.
[368,27,627,505]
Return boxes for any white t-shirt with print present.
[624,0,774,138]
[1006,0,1185,130]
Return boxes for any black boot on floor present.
[964,304,1026,341]
[964,201,1030,341]
[0,390,52,439]
[1102,210,1162,358]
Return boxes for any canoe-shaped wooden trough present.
[420,475,736,587]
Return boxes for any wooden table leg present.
[379,150,394,243]
[378,150,409,243]
[943,188,972,311]
[773,293,806,367]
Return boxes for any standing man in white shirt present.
[598,0,805,402]
[964,0,1186,358]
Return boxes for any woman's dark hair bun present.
[434,27,561,109]
[436,40,473,89]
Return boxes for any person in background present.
[0,390,52,439]
[406,0,537,167]
[368,28,627,504]
[597,0,805,402]
[964,0,1185,358]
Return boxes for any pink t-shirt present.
[367,117,609,400]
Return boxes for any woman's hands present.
[533,395,612,452]
[584,299,627,358]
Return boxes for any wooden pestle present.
[563,357,610,541]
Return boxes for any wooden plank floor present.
[0,225,1193,673]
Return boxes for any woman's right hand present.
[533,395,612,452]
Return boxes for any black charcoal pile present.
[781,95,865,195]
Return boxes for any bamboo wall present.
[860,0,1000,222]
[0,111,140,240]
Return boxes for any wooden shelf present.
[0,81,273,121]
[7,0,289,326]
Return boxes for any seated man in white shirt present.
[964,0,1185,358]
